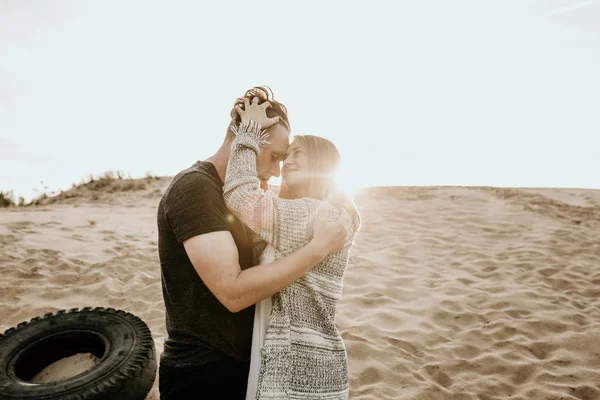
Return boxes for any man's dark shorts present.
[159,357,249,399]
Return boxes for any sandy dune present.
[1,180,599,399]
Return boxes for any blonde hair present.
[279,135,361,232]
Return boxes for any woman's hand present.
[311,202,355,255]
[235,97,281,128]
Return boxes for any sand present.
[1,180,600,399]
[32,353,101,384]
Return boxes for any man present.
[157,87,353,399]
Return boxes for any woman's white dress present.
[245,244,276,400]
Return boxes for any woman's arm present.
[223,120,319,252]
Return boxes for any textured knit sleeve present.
[252,233,267,266]
[223,121,320,253]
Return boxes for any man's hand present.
[311,202,355,255]
[235,97,281,128]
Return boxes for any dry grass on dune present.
[1,171,170,208]
[32,170,167,206]
[0,192,16,207]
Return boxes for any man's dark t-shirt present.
[157,161,255,368]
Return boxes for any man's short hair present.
[227,86,290,139]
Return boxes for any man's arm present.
[183,203,354,313]
[184,232,324,312]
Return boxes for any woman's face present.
[281,140,310,190]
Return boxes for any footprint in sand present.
[0,234,19,246]
[40,221,62,227]
[103,235,119,242]
[383,337,424,360]
[7,221,35,231]
[40,249,61,257]
[422,364,452,388]
[68,258,87,266]
[70,234,88,242]
[103,248,120,256]
[569,385,600,400]
[510,363,536,385]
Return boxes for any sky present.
[1,0,599,202]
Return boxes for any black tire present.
[0,307,157,400]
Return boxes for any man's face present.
[256,123,290,188]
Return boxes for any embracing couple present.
[157,87,360,399]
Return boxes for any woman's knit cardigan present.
[223,121,354,399]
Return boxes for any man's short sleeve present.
[164,171,230,243]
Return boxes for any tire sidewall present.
[0,308,156,400]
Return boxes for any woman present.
[223,97,360,400]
